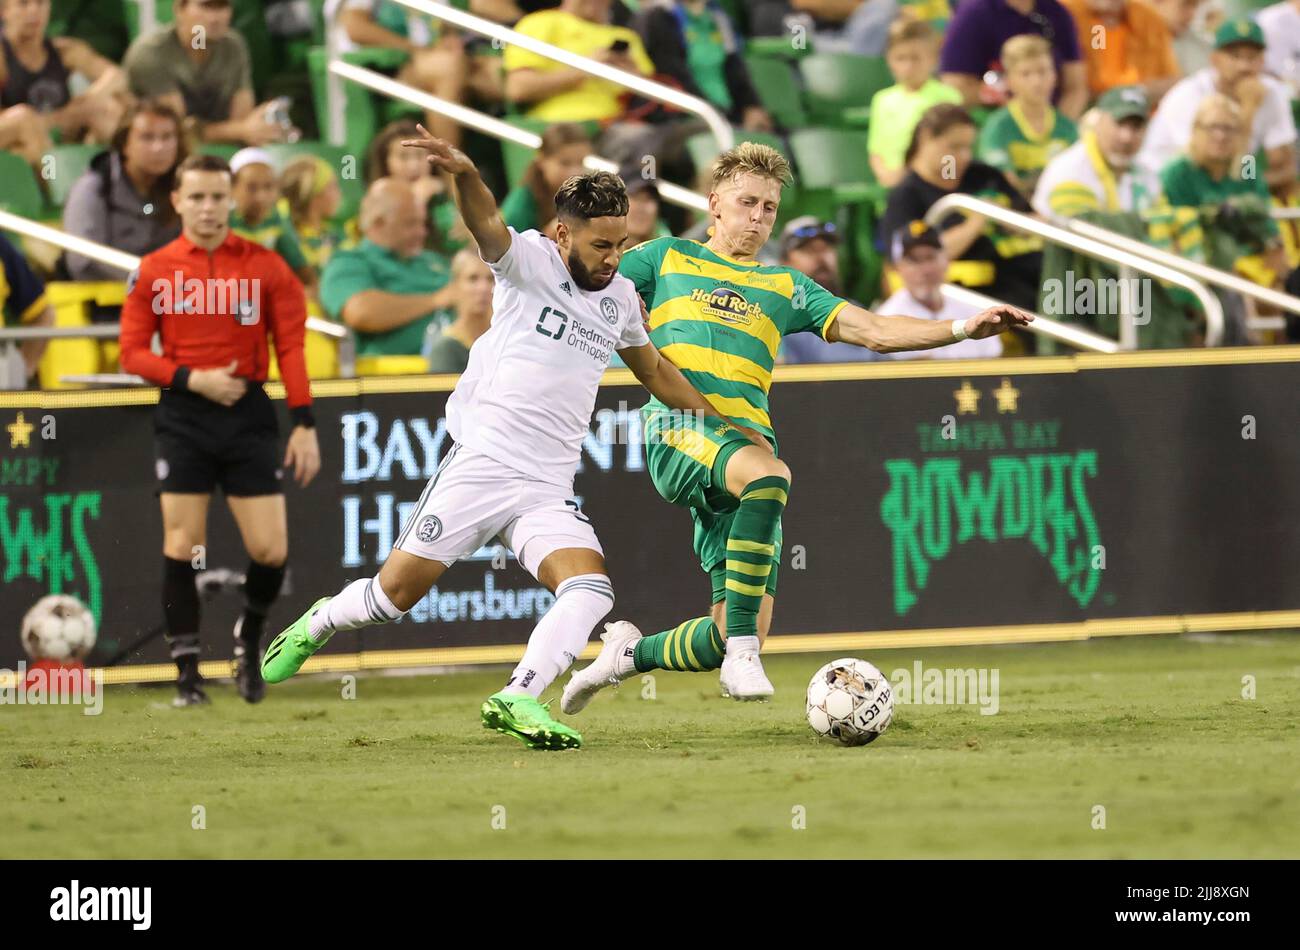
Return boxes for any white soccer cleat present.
[719,647,775,701]
[561,620,642,715]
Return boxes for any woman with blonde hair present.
[280,156,345,275]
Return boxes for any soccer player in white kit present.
[260,127,768,749]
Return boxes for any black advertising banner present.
[2,351,1299,672]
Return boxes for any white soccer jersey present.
[446,227,650,487]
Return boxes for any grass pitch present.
[5,632,1298,858]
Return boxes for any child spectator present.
[365,119,467,255]
[280,156,345,276]
[501,122,593,236]
[868,17,962,188]
[977,34,1079,198]
[229,148,313,287]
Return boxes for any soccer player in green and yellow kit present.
[561,142,1033,706]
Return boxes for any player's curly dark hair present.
[553,171,629,224]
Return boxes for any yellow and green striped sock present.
[633,616,725,672]
[724,475,788,638]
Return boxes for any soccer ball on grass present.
[806,657,894,746]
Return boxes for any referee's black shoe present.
[233,617,266,704]
[173,657,210,707]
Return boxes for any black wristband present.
[290,405,316,428]
[171,366,191,391]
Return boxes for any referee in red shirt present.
[121,153,321,706]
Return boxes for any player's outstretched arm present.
[619,342,772,453]
[402,124,511,263]
[827,302,1034,353]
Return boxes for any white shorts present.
[394,443,603,580]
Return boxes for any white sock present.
[725,634,761,657]
[502,574,614,698]
[309,576,405,643]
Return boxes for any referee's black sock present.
[237,560,286,650]
[163,556,201,683]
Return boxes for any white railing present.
[399,0,732,146]
[924,194,1226,348]
[0,209,351,385]
[131,0,158,35]
[1065,218,1300,320]
[330,61,708,212]
[940,284,1119,353]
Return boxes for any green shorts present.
[642,406,782,603]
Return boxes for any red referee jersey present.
[120,231,313,411]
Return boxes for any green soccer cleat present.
[261,597,331,684]
[480,692,583,751]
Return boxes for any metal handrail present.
[389,0,733,147]
[939,284,1119,353]
[1066,218,1300,319]
[331,61,708,212]
[924,194,1226,347]
[131,0,158,36]
[1273,207,1300,220]
[0,209,348,341]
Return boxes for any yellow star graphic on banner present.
[8,411,34,449]
[954,380,981,414]
[993,378,1020,413]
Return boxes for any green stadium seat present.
[798,52,893,128]
[45,144,102,210]
[685,129,791,176]
[787,127,884,301]
[308,46,414,161]
[744,55,808,130]
[745,37,813,61]
[0,151,45,221]
[198,143,241,163]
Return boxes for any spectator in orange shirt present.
[1063,0,1181,101]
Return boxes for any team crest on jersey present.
[599,297,618,326]
[690,286,761,327]
[416,515,443,543]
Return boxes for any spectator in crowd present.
[325,0,501,148]
[63,100,186,287]
[750,1,902,58]
[228,148,314,286]
[279,156,345,276]
[504,0,653,124]
[1034,86,1161,216]
[0,95,47,167]
[1256,0,1300,93]
[0,232,53,383]
[622,167,672,245]
[1151,0,1213,75]
[123,0,297,146]
[868,17,963,188]
[501,122,593,235]
[365,119,467,254]
[504,0,666,165]
[1,0,126,144]
[632,1,772,132]
[939,0,1089,120]
[1139,19,1298,195]
[776,217,883,363]
[877,222,1003,360]
[880,103,1043,311]
[977,34,1078,198]
[1160,93,1292,287]
[1062,0,1181,100]
[423,248,495,374]
[321,177,456,357]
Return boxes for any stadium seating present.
[743,55,810,131]
[44,144,101,210]
[0,151,46,222]
[798,52,894,128]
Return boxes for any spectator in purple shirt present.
[939,0,1090,120]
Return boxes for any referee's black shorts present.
[154,385,283,497]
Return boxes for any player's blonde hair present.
[1000,34,1053,71]
[710,141,793,192]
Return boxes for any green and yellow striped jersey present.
[619,237,850,441]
